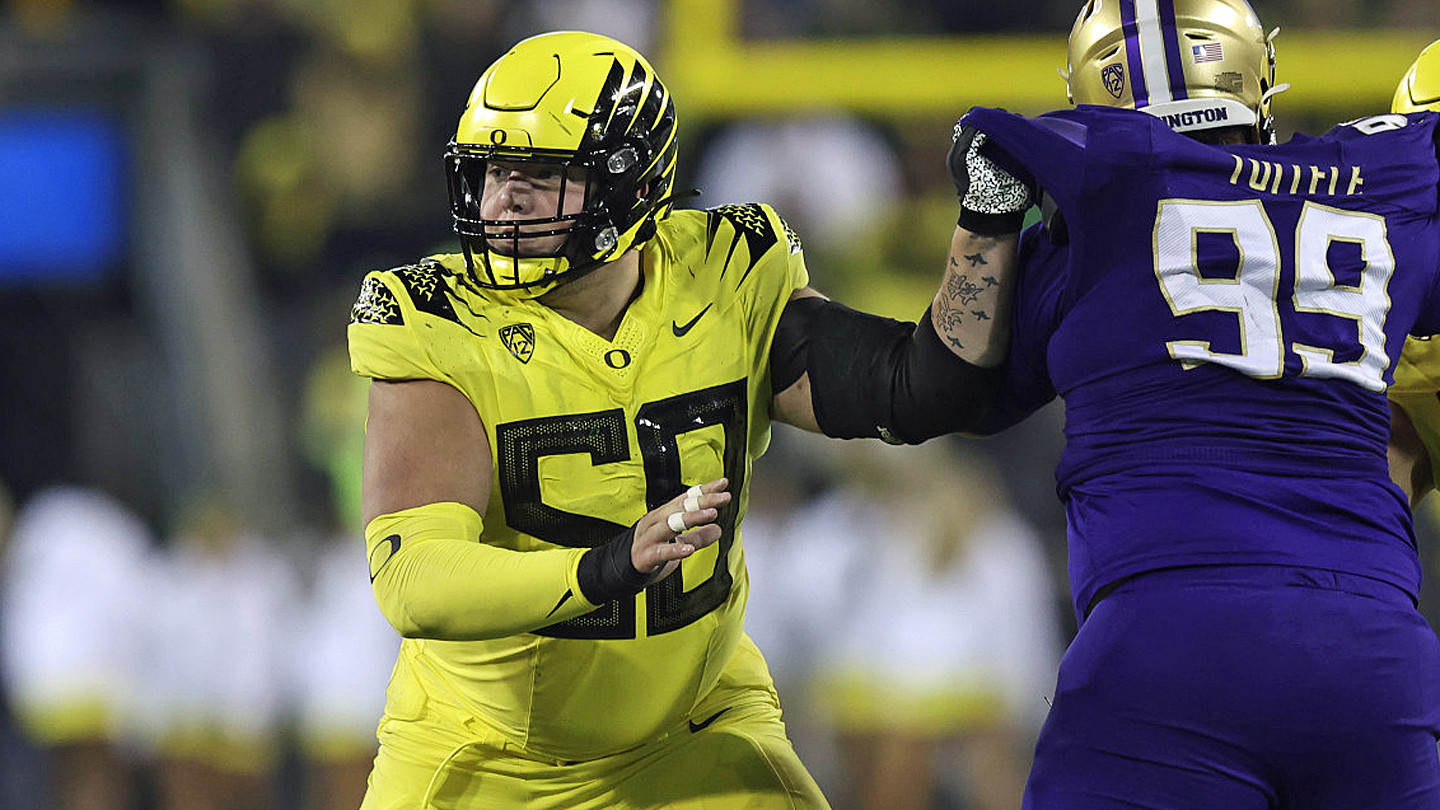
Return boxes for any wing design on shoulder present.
[352,259,478,326]
[704,203,803,285]
[352,274,404,325]
[348,257,490,383]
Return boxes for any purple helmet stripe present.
[1119,0,1150,107]
[1157,0,1189,100]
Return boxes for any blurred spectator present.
[804,115,1020,317]
[741,430,851,795]
[815,442,1059,810]
[288,536,398,810]
[233,42,429,279]
[299,340,369,533]
[0,479,29,810]
[0,485,156,810]
[291,339,399,810]
[692,113,904,272]
[748,438,1061,810]
[143,495,300,810]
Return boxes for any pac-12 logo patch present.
[500,323,535,364]
[1102,64,1125,99]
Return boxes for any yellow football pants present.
[359,670,829,809]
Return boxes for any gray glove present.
[947,123,1033,235]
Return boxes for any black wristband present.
[957,208,1027,237]
[576,525,652,604]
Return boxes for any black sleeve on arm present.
[771,296,1003,444]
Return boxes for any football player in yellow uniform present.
[1388,39,1440,503]
[348,31,1027,809]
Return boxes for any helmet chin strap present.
[535,185,702,292]
[463,186,702,298]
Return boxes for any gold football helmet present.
[1394,39,1440,113]
[1066,0,1281,143]
[445,31,678,293]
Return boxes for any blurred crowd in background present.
[2,0,1439,808]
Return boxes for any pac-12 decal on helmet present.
[1066,0,1285,143]
[1102,64,1125,98]
[445,31,678,296]
[1393,39,1440,113]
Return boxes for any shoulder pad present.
[706,203,798,260]
[352,274,404,325]
[350,259,469,328]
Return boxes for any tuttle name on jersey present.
[1226,154,1365,197]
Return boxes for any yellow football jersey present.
[348,203,807,762]
[1390,335,1440,492]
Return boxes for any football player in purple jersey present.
[963,3,1440,805]
[787,2,1440,807]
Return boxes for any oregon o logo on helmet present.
[605,349,631,369]
[489,129,507,145]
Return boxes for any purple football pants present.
[1025,565,1440,809]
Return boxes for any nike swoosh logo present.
[546,589,574,618]
[369,534,402,582]
[688,708,728,733]
[672,303,712,337]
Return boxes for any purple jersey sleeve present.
[971,225,1066,434]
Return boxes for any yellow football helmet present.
[445,31,678,293]
[1066,0,1281,143]
[1393,39,1440,113]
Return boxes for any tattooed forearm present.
[945,274,984,305]
[934,294,965,336]
[931,227,1019,366]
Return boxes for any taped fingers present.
[667,511,688,534]
[683,484,704,513]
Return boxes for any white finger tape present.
[683,495,701,513]
[667,511,687,533]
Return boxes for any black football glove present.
[947,122,1034,236]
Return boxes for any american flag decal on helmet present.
[1192,42,1225,63]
